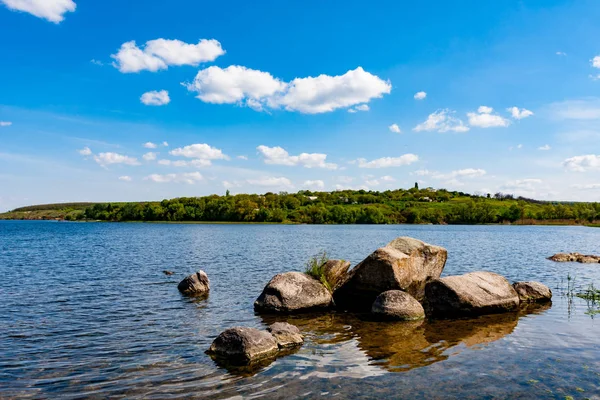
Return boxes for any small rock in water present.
[371,290,425,321]
[207,327,279,365]
[267,322,304,348]
[513,281,552,303]
[178,270,210,296]
[548,252,600,263]
[163,270,175,276]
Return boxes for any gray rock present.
[513,281,552,303]
[267,322,304,348]
[177,270,210,296]
[322,259,351,290]
[372,290,425,321]
[254,272,333,313]
[207,327,278,365]
[334,237,447,310]
[424,271,520,318]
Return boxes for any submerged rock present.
[177,270,210,296]
[512,281,552,303]
[207,327,278,365]
[322,259,351,289]
[424,271,519,318]
[371,290,425,321]
[548,252,600,263]
[163,270,175,276]
[267,322,304,348]
[334,237,447,310]
[254,272,333,313]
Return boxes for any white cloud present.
[467,106,510,128]
[185,66,391,114]
[413,109,469,133]
[157,159,211,168]
[572,183,600,190]
[414,91,427,100]
[237,155,248,160]
[556,51,567,56]
[335,176,354,184]
[111,38,225,73]
[169,143,228,165]
[145,172,204,184]
[90,59,103,66]
[507,106,534,120]
[432,168,486,180]
[118,176,132,182]
[538,144,551,151]
[0,121,12,127]
[592,56,600,69]
[142,152,157,161]
[355,154,419,168]
[140,90,170,106]
[388,123,401,133]
[93,152,140,167]
[347,108,357,114]
[412,169,431,176]
[143,142,158,149]
[302,180,325,190]
[502,179,543,191]
[348,104,370,113]
[162,141,169,147]
[1,0,76,23]
[257,145,337,169]
[247,177,294,188]
[78,146,92,156]
[563,154,600,172]
[380,175,395,182]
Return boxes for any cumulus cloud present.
[432,168,486,180]
[257,145,337,169]
[388,123,401,133]
[467,106,510,128]
[502,179,543,191]
[93,152,140,167]
[355,154,419,168]
[142,152,157,161]
[413,109,469,133]
[414,91,427,100]
[538,144,551,151]
[169,143,228,166]
[143,142,158,149]
[563,154,600,172]
[246,177,294,188]
[1,0,76,23]
[140,90,170,106]
[162,141,169,147]
[237,155,248,160]
[348,104,370,113]
[0,121,12,127]
[119,176,132,182]
[507,106,534,120]
[184,66,391,114]
[111,38,225,73]
[145,172,204,184]
[157,159,211,168]
[78,146,92,156]
[302,180,325,190]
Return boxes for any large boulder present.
[254,272,333,313]
[371,290,425,321]
[333,237,447,310]
[207,327,278,365]
[267,322,304,348]
[322,259,351,289]
[178,270,210,296]
[513,281,552,303]
[424,271,520,318]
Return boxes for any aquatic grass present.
[304,251,332,292]
[577,283,600,317]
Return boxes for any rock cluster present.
[548,252,600,263]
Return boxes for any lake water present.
[1,221,599,399]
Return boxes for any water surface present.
[1,221,599,399]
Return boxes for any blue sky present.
[1,0,600,211]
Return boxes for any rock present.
[333,237,447,310]
[177,270,210,296]
[424,271,519,318]
[207,327,279,365]
[267,322,304,348]
[322,259,351,289]
[163,270,175,276]
[254,272,333,313]
[513,281,552,303]
[548,252,600,263]
[371,290,425,321]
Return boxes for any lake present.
[1,221,599,399]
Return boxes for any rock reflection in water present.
[259,302,551,374]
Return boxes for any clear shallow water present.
[1,221,599,399]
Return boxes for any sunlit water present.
[1,221,599,399]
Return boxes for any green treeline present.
[79,188,600,225]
